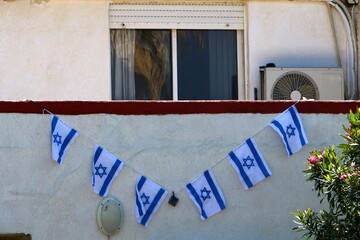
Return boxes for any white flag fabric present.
[186,169,226,220]
[268,105,308,156]
[51,115,78,165]
[228,138,272,190]
[92,146,124,197]
[135,176,168,227]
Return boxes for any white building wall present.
[0,112,347,239]
[0,1,111,100]
[0,1,349,100]
[247,1,347,99]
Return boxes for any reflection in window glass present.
[177,30,238,100]
[111,29,238,100]
[111,29,172,100]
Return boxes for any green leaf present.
[292,109,360,239]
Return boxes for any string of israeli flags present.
[29,99,307,226]
[34,99,303,181]
[32,99,296,181]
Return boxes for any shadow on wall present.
[0,234,31,240]
[260,55,340,69]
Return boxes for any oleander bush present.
[292,109,360,240]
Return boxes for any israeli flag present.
[269,105,308,156]
[228,138,272,190]
[51,115,78,165]
[135,176,168,227]
[92,146,124,197]
[186,170,226,220]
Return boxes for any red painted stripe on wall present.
[0,100,359,115]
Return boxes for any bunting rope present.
[26,99,301,195]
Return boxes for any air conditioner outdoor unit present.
[260,68,344,100]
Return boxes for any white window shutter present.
[109,4,244,30]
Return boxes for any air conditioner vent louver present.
[271,71,319,100]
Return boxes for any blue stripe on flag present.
[92,147,97,186]
[204,170,226,210]
[289,106,306,146]
[136,176,147,217]
[57,129,77,164]
[92,146,101,186]
[271,120,293,156]
[186,183,208,219]
[246,139,270,178]
[137,176,146,191]
[51,116,58,134]
[99,159,122,197]
[94,147,103,165]
[140,188,165,226]
[228,151,253,189]
[136,191,144,217]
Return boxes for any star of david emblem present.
[243,155,255,170]
[53,132,62,146]
[141,193,150,206]
[94,164,107,178]
[200,187,211,201]
[286,124,296,138]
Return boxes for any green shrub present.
[292,109,360,240]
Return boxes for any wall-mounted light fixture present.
[96,197,124,237]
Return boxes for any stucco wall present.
[0,109,348,239]
[247,1,347,99]
[0,0,350,100]
[0,1,110,100]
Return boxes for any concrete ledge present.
[0,100,359,115]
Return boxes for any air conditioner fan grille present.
[271,71,319,100]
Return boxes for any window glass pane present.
[111,29,172,100]
[177,30,238,100]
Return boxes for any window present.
[111,29,172,100]
[110,4,244,100]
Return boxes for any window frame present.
[109,4,245,100]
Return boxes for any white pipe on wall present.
[328,0,358,99]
